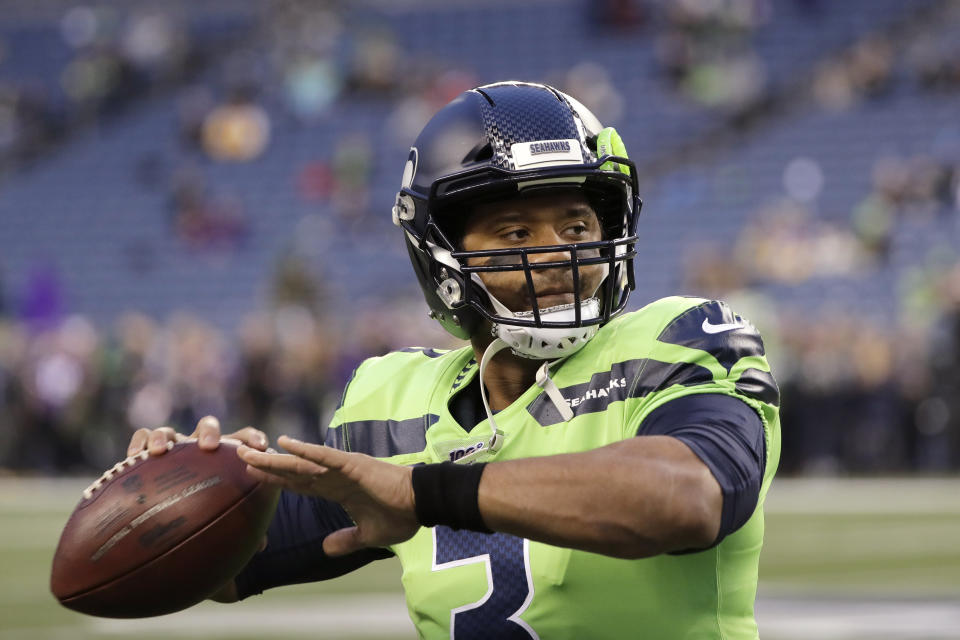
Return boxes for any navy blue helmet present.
[393,81,641,342]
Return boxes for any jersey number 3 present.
[433,527,538,639]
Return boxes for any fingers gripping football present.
[126,416,269,457]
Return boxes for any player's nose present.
[526,228,572,262]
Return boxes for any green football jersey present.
[326,296,781,639]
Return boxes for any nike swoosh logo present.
[702,318,746,334]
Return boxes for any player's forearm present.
[477,436,722,558]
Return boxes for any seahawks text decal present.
[526,358,713,426]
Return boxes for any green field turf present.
[2,477,958,639]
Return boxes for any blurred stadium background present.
[0,0,958,637]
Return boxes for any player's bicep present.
[636,393,766,549]
[233,490,392,598]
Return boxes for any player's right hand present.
[126,415,269,457]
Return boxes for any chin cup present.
[493,298,600,360]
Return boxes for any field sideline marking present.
[89,594,413,637]
[765,478,960,515]
[756,596,960,639]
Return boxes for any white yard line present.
[89,594,414,637]
[757,596,960,639]
[765,478,960,515]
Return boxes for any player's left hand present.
[238,436,419,556]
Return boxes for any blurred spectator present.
[20,264,65,332]
[905,3,960,94]
[120,10,193,83]
[0,83,65,170]
[0,300,370,471]
[849,152,958,261]
[60,43,146,117]
[682,242,748,299]
[270,252,329,315]
[168,164,248,250]
[590,0,649,31]
[330,132,373,224]
[297,160,334,202]
[653,0,770,113]
[346,27,401,97]
[284,55,341,121]
[734,199,868,284]
[812,32,894,112]
[557,63,625,125]
[0,266,7,317]
[851,192,895,261]
[0,2,250,175]
[201,87,271,162]
[811,59,857,111]
[846,35,894,98]
[383,70,477,149]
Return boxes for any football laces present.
[82,446,164,500]
[81,437,244,500]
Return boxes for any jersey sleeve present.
[233,490,393,599]
[620,298,780,500]
[637,393,766,547]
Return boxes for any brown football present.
[50,439,279,618]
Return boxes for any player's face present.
[460,191,605,313]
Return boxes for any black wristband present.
[412,462,491,533]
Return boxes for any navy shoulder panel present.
[327,414,439,457]
[658,300,764,372]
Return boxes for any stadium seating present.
[0,0,953,332]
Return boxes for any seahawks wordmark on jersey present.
[326,296,781,639]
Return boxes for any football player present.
[129,81,780,638]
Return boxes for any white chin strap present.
[457,295,596,465]
[456,335,576,465]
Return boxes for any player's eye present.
[501,228,529,242]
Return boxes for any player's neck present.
[470,334,542,411]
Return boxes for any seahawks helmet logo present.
[401,147,418,189]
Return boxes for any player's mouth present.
[534,292,577,308]
[527,286,578,309]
